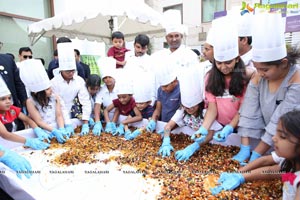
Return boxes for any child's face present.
[61,70,75,81]
[272,120,299,159]
[117,94,131,105]
[88,86,100,96]
[136,101,151,111]
[161,80,177,93]
[182,104,200,116]
[112,38,124,49]
[202,43,214,62]
[0,95,12,112]
[45,87,52,98]
[215,58,237,76]
[253,59,288,81]
[103,76,115,87]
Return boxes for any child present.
[85,74,101,135]
[0,80,49,150]
[107,31,130,68]
[210,110,300,200]
[20,59,70,144]
[190,16,252,150]
[232,13,300,165]
[104,74,142,136]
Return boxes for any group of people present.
[0,10,300,199]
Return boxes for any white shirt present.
[95,84,118,111]
[241,49,255,71]
[51,74,91,120]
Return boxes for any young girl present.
[191,16,253,149]
[104,75,142,137]
[21,59,71,144]
[233,13,300,165]
[0,81,49,150]
[85,74,101,135]
[210,110,300,199]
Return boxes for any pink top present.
[205,75,246,125]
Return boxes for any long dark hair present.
[280,110,300,172]
[183,101,205,119]
[31,90,49,112]
[264,45,300,67]
[205,58,247,97]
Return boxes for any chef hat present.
[163,9,187,35]
[133,72,154,103]
[57,43,76,71]
[157,60,177,86]
[19,59,51,93]
[213,16,239,62]
[237,13,253,37]
[252,12,287,62]
[99,57,117,80]
[180,66,204,108]
[205,27,215,46]
[0,78,11,97]
[115,69,134,95]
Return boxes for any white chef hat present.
[180,65,204,108]
[158,60,177,86]
[163,9,187,35]
[237,13,253,37]
[115,69,134,95]
[213,16,239,62]
[99,57,117,80]
[57,43,76,71]
[133,72,153,103]
[0,78,11,97]
[205,27,215,46]
[19,59,51,93]
[252,12,287,62]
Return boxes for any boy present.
[107,31,130,68]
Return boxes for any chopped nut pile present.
[49,130,282,199]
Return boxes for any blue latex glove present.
[158,137,174,157]
[80,124,89,136]
[232,144,251,163]
[125,129,141,140]
[175,142,200,161]
[51,129,66,143]
[33,127,51,143]
[58,127,70,140]
[157,130,165,135]
[0,146,32,179]
[146,119,156,132]
[210,173,245,195]
[88,118,95,127]
[65,124,75,137]
[213,125,234,142]
[115,124,125,136]
[24,138,50,150]
[92,122,102,136]
[249,151,262,163]
[191,126,208,143]
[124,130,131,138]
[105,122,117,134]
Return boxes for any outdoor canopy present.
[28,0,166,45]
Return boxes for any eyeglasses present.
[23,55,33,59]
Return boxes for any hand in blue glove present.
[58,128,69,140]
[51,129,66,143]
[157,130,165,135]
[158,137,174,157]
[124,130,131,138]
[125,129,141,140]
[213,125,234,142]
[65,124,75,137]
[115,124,125,136]
[80,124,89,136]
[25,138,50,150]
[146,119,156,132]
[33,127,51,143]
[105,122,117,134]
[191,126,208,143]
[0,147,32,179]
[210,172,245,195]
[88,118,95,128]
[92,122,102,136]
[175,142,200,161]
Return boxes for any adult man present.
[47,37,85,80]
[16,47,33,68]
[74,49,90,80]
[0,53,28,130]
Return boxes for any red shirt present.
[112,97,136,116]
[0,105,21,124]
[107,46,130,68]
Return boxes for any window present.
[202,0,226,23]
